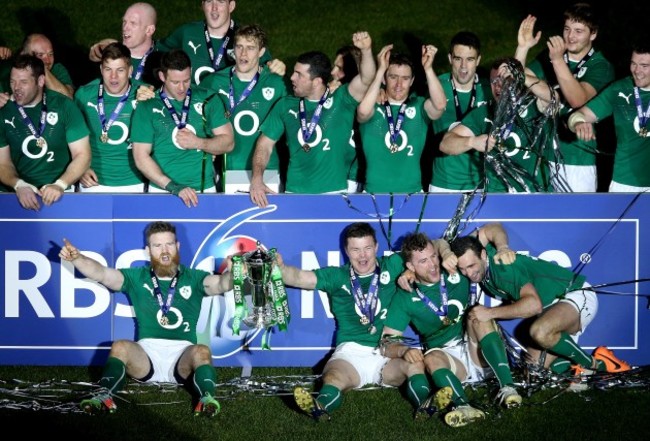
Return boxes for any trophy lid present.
[243,241,274,265]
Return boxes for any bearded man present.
[59,221,233,417]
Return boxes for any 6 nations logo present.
[191,205,277,359]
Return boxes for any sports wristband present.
[14,179,38,192]
[165,181,184,195]
[53,179,68,191]
[567,112,587,132]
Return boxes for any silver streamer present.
[484,59,562,193]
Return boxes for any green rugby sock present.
[480,331,515,387]
[549,332,593,368]
[317,384,344,412]
[549,358,572,374]
[193,364,218,397]
[406,373,430,407]
[432,368,468,405]
[99,356,127,395]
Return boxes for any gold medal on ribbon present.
[36,137,45,148]
[359,315,369,325]
[160,316,169,326]
[390,143,399,153]
[100,132,109,143]
[302,143,311,152]
[442,316,451,326]
[640,127,648,137]
[224,110,231,119]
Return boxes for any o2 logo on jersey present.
[172,124,197,150]
[191,205,277,359]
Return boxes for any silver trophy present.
[242,243,275,328]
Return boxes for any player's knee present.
[109,339,132,359]
[425,350,451,372]
[407,359,426,376]
[529,321,554,348]
[197,344,213,360]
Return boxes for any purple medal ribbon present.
[228,66,260,114]
[384,101,407,150]
[349,265,380,327]
[159,87,192,129]
[97,82,132,138]
[14,92,47,146]
[205,20,234,70]
[150,268,178,318]
[133,45,154,81]
[413,276,449,319]
[299,87,330,149]
[633,87,650,134]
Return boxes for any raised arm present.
[356,44,391,124]
[275,252,318,290]
[515,14,542,67]
[476,222,515,265]
[204,271,234,296]
[203,254,235,295]
[347,31,375,102]
[421,44,446,120]
[524,72,558,110]
[59,238,125,291]
[499,62,557,110]
[547,36,596,108]
[433,238,458,275]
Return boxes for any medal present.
[442,316,451,326]
[640,127,648,137]
[97,82,131,144]
[299,88,329,153]
[224,110,231,119]
[351,265,380,333]
[14,93,48,148]
[150,268,178,328]
[384,101,406,154]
